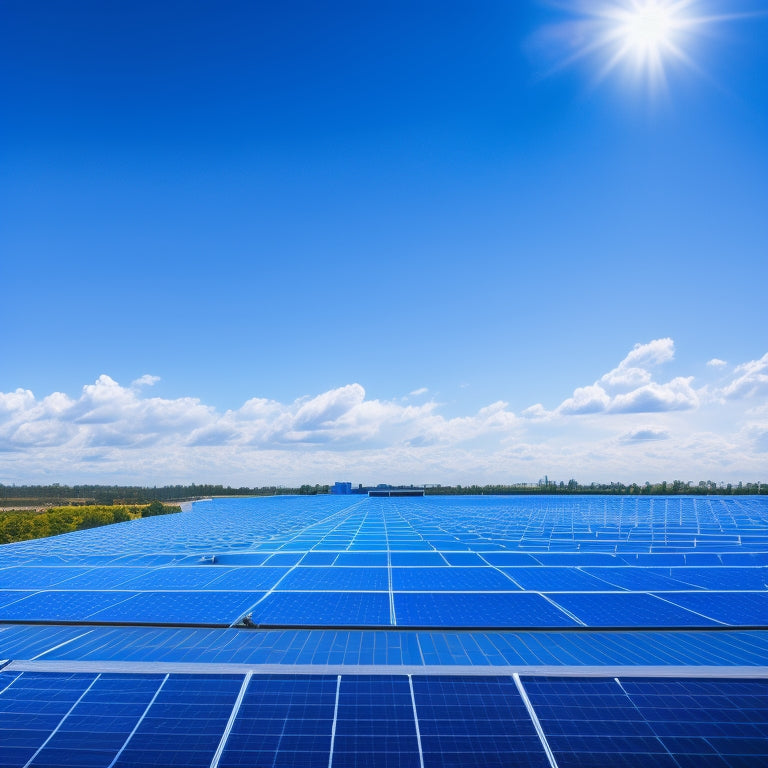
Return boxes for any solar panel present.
[111,674,243,768]
[217,674,337,767]
[412,675,550,767]
[393,592,577,627]
[522,676,768,768]
[0,493,765,766]
[333,675,421,767]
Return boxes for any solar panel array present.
[1,494,766,766]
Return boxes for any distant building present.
[331,482,352,495]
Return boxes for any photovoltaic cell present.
[0,671,97,768]
[22,674,164,768]
[111,674,243,768]
[251,591,391,626]
[582,567,698,591]
[521,676,681,767]
[218,675,337,767]
[618,678,768,766]
[500,567,617,592]
[277,566,389,591]
[86,590,266,625]
[0,567,93,589]
[522,676,768,768]
[394,592,577,627]
[549,592,721,627]
[333,676,421,767]
[391,567,517,592]
[0,591,140,622]
[659,591,768,627]
[412,675,550,767]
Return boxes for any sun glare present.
[613,1,683,72]
[621,4,675,50]
[542,0,741,93]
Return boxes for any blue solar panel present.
[549,592,720,627]
[618,678,768,766]
[669,567,767,590]
[390,552,446,566]
[412,675,550,767]
[251,591,392,626]
[394,592,577,627]
[334,552,389,566]
[521,676,681,767]
[46,567,155,589]
[333,676,421,767]
[0,591,36,609]
[113,566,235,590]
[218,675,337,767]
[391,567,517,591]
[500,566,618,591]
[659,592,768,626]
[582,567,699,591]
[0,494,766,767]
[0,672,98,768]
[278,566,389,591]
[299,551,339,565]
[0,567,94,589]
[523,676,768,768]
[17,674,164,768]
[441,552,487,566]
[87,590,265,625]
[198,566,290,591]
[111,674,243,767]
[0,591,140,622]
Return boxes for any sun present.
[619,2,677,52]
[609,1,687,77]
[540,0,727,93]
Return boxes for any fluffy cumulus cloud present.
[525,338,698,418]
[0,377,522,482]
[1,340,766,484]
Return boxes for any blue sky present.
[1,1,766,485]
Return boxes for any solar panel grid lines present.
[105,673,169,768]
[0,495,766,765]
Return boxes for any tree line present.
[0,501,181,545]
[0,480,764,511]
[424,480,766,496]
[0,483,330,507]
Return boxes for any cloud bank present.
[1,340,766,484]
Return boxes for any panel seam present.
[513,672,559,768]
[210,671,252,768]
[408,674,425,768]
[106,673,169,768]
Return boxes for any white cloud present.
[131,374,161,388]
[520,403,550,420]
[621,426,671,442]
[1,342,766,485]
[548,338,698,416]
[608,377,699,413]
[707,358,727,368]
[558,384,610,415]
[409,387,428,396]
[719,352,768,400]
[618,338,675,369]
